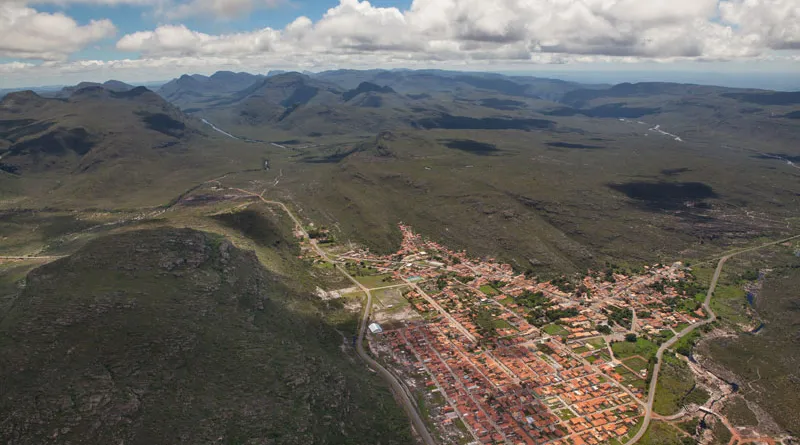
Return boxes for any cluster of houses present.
[337,225,715,444]
[378,320,642,445]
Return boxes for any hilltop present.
[0,227,411,445]
[49,80,135,98]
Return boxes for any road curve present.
[625,234,800,445]
[234,189,437,445]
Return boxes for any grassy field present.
[543,323,569,337]
[617,365,647,391]
[638,420,692,445]
[653,353,709,416]
[354,273,400,288]
[624,356,649,373]
[493,318,514,330]
[587,337,607,349]
[612,337,658,361]
[372,287,410,309]
[711,284,750,326]
[479,284,499,296]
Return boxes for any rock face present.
[0,228,410,445]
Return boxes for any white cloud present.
[28,0,284,19]
[0,2,116,60]
[719,0,800,50]
[117,24,280,56]
[113,0,796,62]
[2,0,800,87]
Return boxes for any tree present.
[597,325,612,335]
[625,333,637,342]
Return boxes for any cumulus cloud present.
[117,24,280,56]
[114,0,797,62]
[719,0,800,50]
[0,2,116,60]
[2,0,800,86]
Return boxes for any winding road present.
[232,188,437,445]
[624,233,800,445]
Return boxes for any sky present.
[1,0,799,89]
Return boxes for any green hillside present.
[0,228,410,445]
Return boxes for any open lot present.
[623,356,649,373]
[612,338,659,361]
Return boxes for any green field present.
[638,421,692,445]
[542,323,569,337]
[616,366,646,391]
[711,284,750,326]
[354,274,401,289]
[479,284,499,296]
[612,338,658,361]
[587,337,607,349]
[624,356,649,373]
[493,318,514,330]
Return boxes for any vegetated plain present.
[0,68,798,443]
[2,70,798,275]
[698,243,800,435]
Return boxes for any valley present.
[1,68,798,445]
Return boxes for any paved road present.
[403,279,478,343]
[234,189,437,445]
[625,234,800,445]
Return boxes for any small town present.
[300,223,720,445]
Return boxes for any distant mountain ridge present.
[48,80,135,99]
[342,82,397,102]
[157,71,265,109]
[0,86,197,175]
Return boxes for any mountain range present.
[0,68,798,444]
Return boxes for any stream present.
[201,118,239,140]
